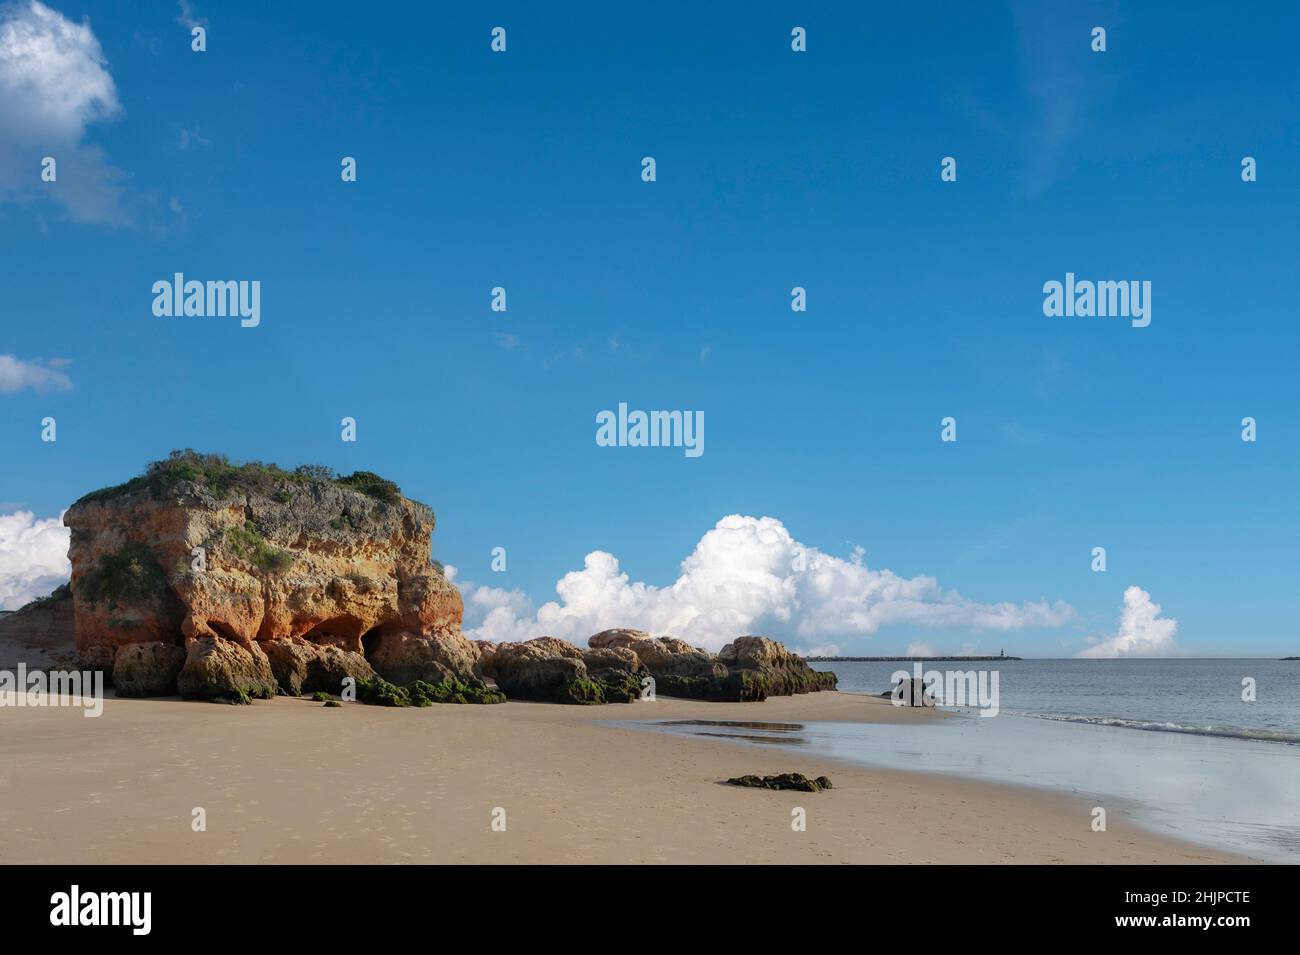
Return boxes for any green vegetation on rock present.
[18,582,71,611]
[73,449,427,512]
[355,676,506,707]
[76,543,167,609]
[656,671,770,702]
[226,523,294,574]
[333,470,402,505]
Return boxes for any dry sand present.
[0,690,1246,864]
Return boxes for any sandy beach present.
[0,690,1244,864]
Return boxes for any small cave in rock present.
[360,623,405,660]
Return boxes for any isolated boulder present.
[880,676,934,707]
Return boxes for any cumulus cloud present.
[0,353,72,392]
[0,1,127,223]
[905,641,936,657]
[1076,586,1178,659]
[0,509,70,610]
[450,515,1074,652]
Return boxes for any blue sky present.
[1,1,1297,656]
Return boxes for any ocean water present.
[631,659,1300,860]
[814,658,1300,743]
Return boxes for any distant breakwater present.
[807,656,1021,662]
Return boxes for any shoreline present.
[0,689,1251,864]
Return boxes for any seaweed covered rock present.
[718,636,839,695]
[583,631,836,701]
[656,670,769,702]
[580,647,645,703]
[489,637,641,705]
[112,641,185,696]
[262,636,376,696]
[176,635,278,703]
[726,773,833,793]
[355,675,504,706]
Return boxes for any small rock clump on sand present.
[726,773,833,793]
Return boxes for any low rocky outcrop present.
[585,630,836,702]
[483,636,643,705]
[726,773,833,793]
[719,636,839,696]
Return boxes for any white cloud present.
[1076,586,1178,659]
[453,515,1074,652]
[905,641,936,657]
[0,353,72,392]
[177,126,210,149]
[0,509,69,610]
[175,1,206,31]
[0,1,126,222]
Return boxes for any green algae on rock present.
[726,773,833,793]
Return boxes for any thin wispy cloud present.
[175,0,206,31]
[1010,1,1123,195]
[0,353,73,392]
[178,127,210,149]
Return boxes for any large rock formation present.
[47,451,837,708]
[62,451,468,701]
